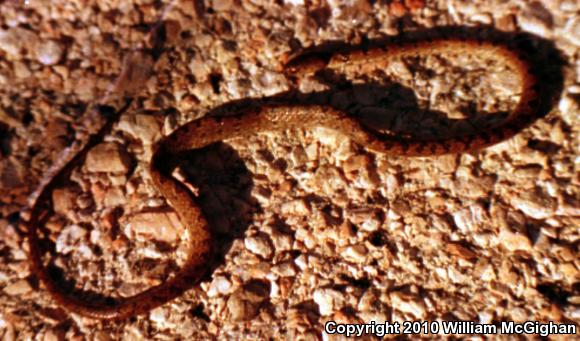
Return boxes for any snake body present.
[26,39,541,320]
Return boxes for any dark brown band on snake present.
[26,38,542,320]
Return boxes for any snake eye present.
[284,52,332,77]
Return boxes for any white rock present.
[511,191,555,219]
[518,2,553,38]
[564,17,580,46]
[343,244,368,263]
[284,0,304,5]
[390,292,426,318]
[36,40,63,65]
[271,261,297,277]
[118,114,162,145]
[207,276,233,297]
[150,307,173,329]
[245,235,274,259]
[55,224,87,254]
[313,288,343,316]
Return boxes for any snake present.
[23,38,543,320]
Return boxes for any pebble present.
[445,242,477,261]
[348,208,382,232]
[271,261,297,277]
[470,13,493,25]
[55,224,87,254]
[499,227,532,252]
[564,17,580,46]
[36,40,63,65]
[390,291,426,318]
[149,307,173,329]
[118,114,162,146]
[518,2,553,38]
[85,142,132,173]
[560,0,577,12]
[125,210,185,244]
[313,288,343,316]
[343,244,368,263]
[3,279,32,296]
[511,190,556,220]
[0,108,22,128]
[211,0,235,12]
[0,27,38,58]
[452,204,487,233]
[13,61,31,79]
[207,276,233,297]
[281,199,311,216]
[103,187,126,207]
[226,287,267,321]
[0,159,25,189]
[244,234,274,259]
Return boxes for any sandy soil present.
[0,0,578,339]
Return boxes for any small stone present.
[211,0,234,12]
[497,14,517,31]
[343,154,371,174]
[404,0,425,11]
[118,114,162,145]
[56,224,88,254]
[470,13,492,25]
[564,17,580,46]
[448,266,467,284]
[343,244,368,263]
[313,288,343,316]
[207,276,233,297]
[271,261,297,277]
[559,263,579,282]
[445,242,477,260]
[390,291,426,318]
[226,286,267,321]
[499,228,532,252]
[13,61,31,79]
[103,187,126,207]
[0,28,38,58]
[43,328,65,341]
[149,307,172,329]
[389,1,407,17]
[0,158,26,189]
[452,204,487,233]
[281,199,311,216]
[348,208,382,232]
[245,234,274,259]
[511,190,556,220]
[52,188,77,216]
[0,108,22,128]
[518,2,553,38]
[92,331,113,341]
[125,210,185,243]
[3,279,32,296]
[36,40,63,65]
[557,194,580,216]
[85,142,131,173]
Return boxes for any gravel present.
[0,0,578,339]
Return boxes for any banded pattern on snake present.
[25,38,543,320]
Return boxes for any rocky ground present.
[0,0,578,340]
